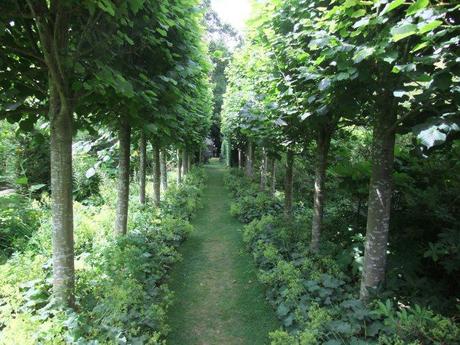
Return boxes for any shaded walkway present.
[167,160,279,345]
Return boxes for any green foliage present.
[226,170,283,223]
[0,193,41,259]
[0,168,205,344]
[229,172,459,345]
[73,151,102,204]
[162,168,205,220]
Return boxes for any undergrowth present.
[225,169,459,345]
[0,168,205,344]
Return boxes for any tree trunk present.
[153,144,161,207]
[310,126,332,253]
[245,140,253,178]
[139,132,146,204]
[360,99,396,301]
[270,158,276,196]
[49,80,75,307]
[182,149,189,175]
[160,149,168,191]
[177,149,182,184]
[238,149,242,169]
[260,147,268,191]
[115,118,131,236]
[284,148,294,218]
[187,151,192,171]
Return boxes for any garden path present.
[167,159,279,345]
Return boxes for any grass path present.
[166,160,279,345]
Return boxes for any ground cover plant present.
[0,166,205,344]
[225,170,459,345]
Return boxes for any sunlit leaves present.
[418,20,442,34]
[353,47,374,63]
[406,0,429,16]
[391,23,418,41]
[381,0,405,15]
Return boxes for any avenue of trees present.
[223,0,459,343]
[1,0,211,310]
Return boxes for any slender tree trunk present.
[270,158,276,196]
[284,148,294,218]
[238,149,242,169]
[152,144,161,207]
[360,98,396,301]
[310,127,332,253]
[245,140,253,178]
[177,149,182,184]
[187,151,192,171]
[49,80,75,307]
[139,132,146,204]
[115,118,131,235]
[182,149,189,175]
[260,147,268,191]
[160,149,168,191]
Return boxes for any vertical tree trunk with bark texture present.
[115,118,131,235]
[310,127,332,253]
[49,81,75,307]
[238,149,242,169]
[270,158,276,196]
[31,4,75,307]
[139,133,146,204]
[260,147,268,191]
[153,145,161,207]
[187,151,192,171]
[160,149,168,191]
[245,141,253,178]
[177,149,182,184]
[360,98,396,301]
[182,149,189,175]
[284,149,294,218]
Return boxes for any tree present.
[115,117,131,235]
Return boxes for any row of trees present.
[0,0,212,307]
[222,0,459,301]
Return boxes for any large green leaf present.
[391,23,417,41]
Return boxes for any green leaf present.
[276,303,289,317]
[156,28,168,37]
[410,41,429,53]
[128,0,145,14]
[30,184,46,192]
[351,9,366,18]
[97,0,115,16]
[15,176,28,185]
[418,20,442,34]
[382,0,405,15]
[407,0,429,15]
[391,24,417,41]
[353,47,375,63]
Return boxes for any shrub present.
[0,193,41,258]
[0,165,204,344]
